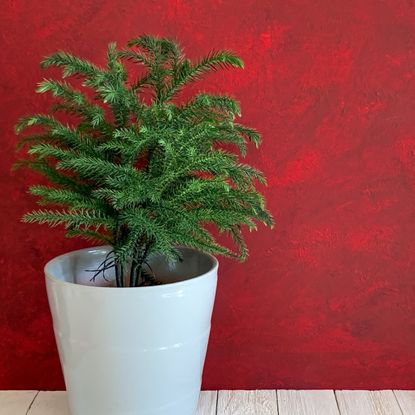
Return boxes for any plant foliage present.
[15,35,273,287]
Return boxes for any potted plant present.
[14,35,273,415]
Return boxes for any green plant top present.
[15,34,273,287]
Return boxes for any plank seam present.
[25,391,40,415]
[333,390,342,415]
[392,390,405,415]
[215,390,219,415]
[275,389,279,414]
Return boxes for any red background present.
[1,0,415,390]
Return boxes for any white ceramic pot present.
[45,246,218,415]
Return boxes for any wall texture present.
[1,0,415,390]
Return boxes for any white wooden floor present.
[1,390,414,414]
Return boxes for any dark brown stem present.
[115,262,124,287]
[131,242,151,287]
[129,259,138,287]
[129,237,144,287]
[114,222,126,287]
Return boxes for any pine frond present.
[127,34,182,62]
[190,93,241,117]
[36,79,107,128]
[228,226,248,261]
[37,79,84,104]
[15,114,57,134]
[113,227,142,265]
[15,134,54,151]
[165,50,244,100]
[227,163,267,187]
[13,159,90,192]
[23,208,116,230]
[16,115,97,155]
[120,208,173,254]
[41,51,105,80]
[66,228,113,244]
[29,185,107,210]
[28,143,79,160]
[117,50,151,67]
[56,156,141,184]
[106,42,119,71]
[234,124,261,147]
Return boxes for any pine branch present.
[13,159,90,193]
[36,79,107,128]
[66,228,113,244]
[56,156,141,184]
[23,208,116,230]
[127,34,182,63]
[15,134,54,151]
[41,51,105,80]
[164,50,244,101]
[29,185,108,211]
[117,50,151,67]
[16,115,97,156]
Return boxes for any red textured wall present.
[1,0,415,390]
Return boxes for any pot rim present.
[44,245,219,291]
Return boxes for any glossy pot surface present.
[45,246,218,415]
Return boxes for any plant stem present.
[114,222,126,287]
[115,262,124,287]
[129,237,143,287]
[131,242,151,287]
[129,259,138,287]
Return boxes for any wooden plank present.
[278,390,340,415]
[0,391,38,415]
[335,390,402,415]
[217,390,278,414]
[393,390,415,415]
[2,389,411,415]
[27,391,70,415]
[27,390,216,415]
[196,391,218,415]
